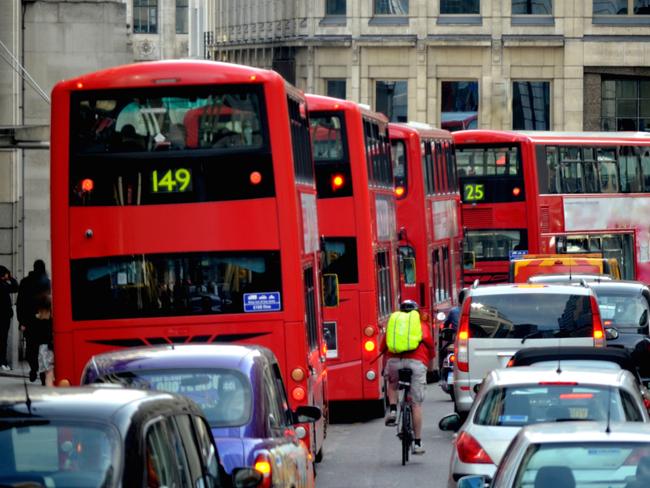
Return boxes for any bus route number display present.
[152,168,193,193]
[464,183,485,202]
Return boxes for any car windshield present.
[596,292,650,329]
[0,420,119,488]
[469,293,593,339]
[515,442,650,487]
[475,385,642,427]
[98,368,252,428]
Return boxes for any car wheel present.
[315,447,324,463]
[449,389,455,402]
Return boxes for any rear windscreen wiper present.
[521,330,543,344]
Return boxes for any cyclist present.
[380,299,435,454]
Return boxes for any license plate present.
[447,372,454,385]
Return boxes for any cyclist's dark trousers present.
[0,317,10,365]
[25,336,39,375]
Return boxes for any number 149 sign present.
[151,168,193,193]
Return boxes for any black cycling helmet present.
[399,300,419,312]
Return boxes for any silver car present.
[458,422,650,488]
[441,365,649,487]
[453,283,603,416]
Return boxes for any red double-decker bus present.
[307,94,398,409]
[50,60,327,456]
[389,123,463,373]
[454,130,650,283]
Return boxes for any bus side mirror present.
[322,273,340,307]
[463,251,476,270]
[403,257,416,285]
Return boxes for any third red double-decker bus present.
[307,94,399,411]
[389,123,463,375]
[51,60,327,457]
[454,130,650,283]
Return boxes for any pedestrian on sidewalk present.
[33,293,54,386]
[17,259,51,382]
[0,265,19,371]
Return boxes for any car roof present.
[509,347,636,374]
[485,366,632,389]
[85,344,275,378]
[469,283,593,297]
[0,385,195,422]
[588,280,650,294]
[519,421,650,444]
[528,274,612,283]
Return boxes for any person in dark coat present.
[32,293,53,386]
[16,260,51,381]
[0,265,19,370]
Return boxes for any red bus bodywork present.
[307,94,399,405]
[51,60,327,455]
[454,130,650,284]
[389,123,463,371]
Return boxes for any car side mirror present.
[439,328,456,342]
[232,468,263,488]
[294,405,322,423]
[457,475,489,488]
[322,273,340,307]
[605,327,619,340]
[438,413,462,432]
[640,310,648,327]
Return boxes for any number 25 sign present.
[464,183,485,201]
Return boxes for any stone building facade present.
[209,0,650,132]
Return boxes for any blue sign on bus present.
[509,250,529,260]
[243,292,282,313]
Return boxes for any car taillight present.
[644,397,650,410]
[456,432,493,465]
[590,295,605,348]
[449,354,455,364]
[254,453,272,488]
[456,297,472,372]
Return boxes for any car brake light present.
[506,358,514,367]
[456,432,493,464]
[644,398,650,409]
[449,354,455,363]
[591,295,605,348]
[254,453,272,488]
[560,393,593,400]
[539,381,578,386]
[456,297,472,372]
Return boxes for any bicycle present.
[396,367,414,465]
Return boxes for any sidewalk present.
[0,360,29,379]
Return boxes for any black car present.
[0,386,261,488]
[590,281,650,379]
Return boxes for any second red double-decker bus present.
[454,130,650,284]
[389,123,463,375]
[51,60,327,457]
[307,94,398,410]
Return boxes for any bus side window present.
[642,150,650,192]
[619,146,641,193]
[598,148,619,193]
[582,148,598,194]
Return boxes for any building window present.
[133,0,158,34]
[512,0,552,14]
[376,81,408,122]
[326,79,346,99]
[594,0,650,14]
[374,0,409,14]
[513,81,551,130]
[441,81,479,132]
[440,0,480,14]
[326,0,346,15]
[176,0,188,34]
[601,78,650,131]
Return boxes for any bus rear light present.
[254,453,272,488]
[76,82,83,89]
[81,178,94,192]
[456,432,493,464]
[322,343,328,356]
[590,295,605,347]
[331,174,345,190]
[250,171,262,185]
[291,368,305,382]
[364,339,376,352]
[456,298,472,373]
[58,379,71,387]
[364,326,375,337]
[249,75,257,82]
[292,386,306,402]
[395,186,405,197]
[512,187,521,197]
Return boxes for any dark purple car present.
[81,344,321,487]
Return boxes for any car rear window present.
[96,368,252,428]
[475,385,643,427]
[514,442,650,487]
[469,293,593,339]
[596,292,650,329]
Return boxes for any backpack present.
[386,310,423,354]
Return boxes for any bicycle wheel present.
[401,404,411,465]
